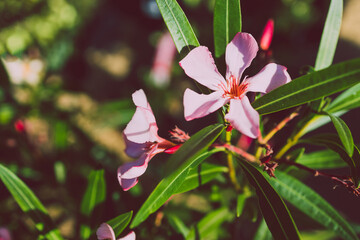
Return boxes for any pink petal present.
[118,177,138,192]
[96,223,116,240]
[179,46,226,91]
[245,63,291,94]
[124,89,160,144]
[0,228,11,240]
[124,134,147,158]
[119,231,136,240]
[225,97,260,138]
[225,33,258,81]
[183,89,228,121]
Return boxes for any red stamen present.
[219,75,248,99]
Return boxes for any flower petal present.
[225,33,258,81]
[124,134,147,158]
[245,63,291,93]
[183,89,228,121]
[180,46,226,91]
[0,227,11,240]
[119,231,136,240]
[124,89,160,144]
[96,223,116,240]
[225,97,260,138]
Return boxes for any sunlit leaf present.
[327,82,360,113]
[268,171,358,240]
[186,207,231,240]
[213,0,242,57]
[155,0,200,53]
[174,163,228,194]
[0,164,64,240]
[235,158,300,240]
[327,113,354,157]
[252,58,360,115]
[131,124,225,228]
[253,219,272,240]
[107,211,133,237]
[314,0,343,70]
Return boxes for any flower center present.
[219,75,248,99]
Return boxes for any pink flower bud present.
[14,120,25,133]
[260,19,274,51]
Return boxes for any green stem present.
[226,130,241,191]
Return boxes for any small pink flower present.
[118,89,175,191]
[180,32,291,138]
[260,19,274,51]
[96,223,135,240]
[0,227,11,240]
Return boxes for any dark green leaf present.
[156,0,200,53]
[0,164,64,240]
[235,158,300,240]
[296,149,346,169]
[314,0,343,70]
[302,134,360,186]
[174,163,228,194]
[327,113,354,157]
[213,0,242,57]
[252,58,360,115]
[186,207,231,240]
[236,193,248,217]
[268,171,358,240]
[131,124,225,228]
[80,169,106,216]
[107,211,133,237]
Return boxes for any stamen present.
[219,75,248,99]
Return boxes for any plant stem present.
[225,130,241,191]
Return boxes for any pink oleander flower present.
[118,89,185,191]
[260,19,274,51]
[96,223,135,240]
[180,32,291,138]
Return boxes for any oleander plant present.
[0,0,360,239]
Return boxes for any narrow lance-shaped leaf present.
[315,0,343,70]
[131,124,225,228]
[213,0,242,57]
[252,58,360,115]
[175,163,228,194]
[186,207,232,240]
[0,164,64,240]
[166,214,190,238]
[327,113,354,157]
[81,169,106,216]
[235,158,300,240]
[296,149,347,169]
[156,0,200,53]
[267,170,358,240]
[302,134,360,187]
[107,211,133,237]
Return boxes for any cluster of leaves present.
[1,0,360,239]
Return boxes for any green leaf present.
[268,171,358,240]
[174,163,228,194]
[213,0,242,57]
[155,0,200,53]
[186,207,231,240]
[80,169,106,216]
[107,211,133,237]
[166,214,190,238]
[327,82,360,113]
[302,134,360,186]
[296,149,346,169]
[314,0,343,70]
[252,58,360,115]
[327,113,354,157]
[236,193,248,217]
[235,158,300,240]
[253,219,272,240]
[131,124,225,228]
[0,164,64,240]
